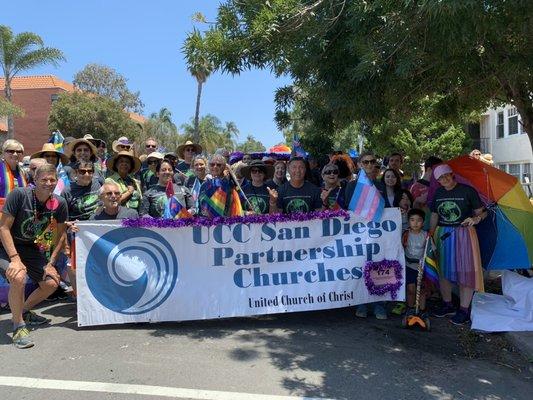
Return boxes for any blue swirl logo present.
[86,228,178,314]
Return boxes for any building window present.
[508,164,520,180]
[496,111,504,138]
[507,107,519,135]
[522,163,531,183]
[498,164,507,173]
[51,94,59,103]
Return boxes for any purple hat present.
[433,164,453,180]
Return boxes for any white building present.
[479,105,532,196]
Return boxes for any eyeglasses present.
[147,160,159,165]
[361,159,377,165]
[145,144,156,149]
[5,149,23,155]
[250,169,264,174]
[104,191,121,196]
[117,145,131,150]
[77,169,94,175]
[323,170,339,175]
[209,163,224,167]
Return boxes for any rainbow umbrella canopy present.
[444,155,533,270]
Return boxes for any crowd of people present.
[0,134,492,348]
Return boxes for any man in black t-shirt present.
[0,164,68,348]
[268,157,322,214]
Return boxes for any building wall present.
[480,105,533,195]
[1,87,66,154]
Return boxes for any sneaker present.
[355,304,368,318]
[374,304,388,320]
[391,302,406,315]
[23,310,50,326]
[450,310,470,326]
[13,326,34,349]
[432,303,456,318]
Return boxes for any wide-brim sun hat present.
[30,143,69,165]
[65,138,98,159]
[241,160,274,180]
[112,137,134,153]
[146,151,164,161]
[433,164,453,180]
[83,134,105,148]
[107,150,142,174]
[177,141,203,159]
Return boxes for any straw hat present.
[146,151,164,161]
[30,143,69,165]
[107,150,142,174]
[112,136,134,153]
[83,134,105,148]
[241,160,274,180]
[65,138,98,160]
[177,140,202,159]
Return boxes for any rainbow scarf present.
[0,161,27,198]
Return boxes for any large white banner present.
[76,209,405,326]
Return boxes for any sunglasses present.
[147,160,159,165]
[185,148,196,152]
[209,163,224,167]
[250,169,264,174]
[145,144,156,149]
[5,149,23,155]
[323,170,339,175]
[361,159,377,165]
[77,169,94,175]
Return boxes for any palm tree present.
[0,25,65,139]
[182,29,213,144]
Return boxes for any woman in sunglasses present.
[240,160,274,214]
[0,140,27,202]
[61,161,101,221]
[141,152,163,193]
[197,154,237,217]
[320,163,345,210]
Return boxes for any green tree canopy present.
[181,114,238,154]
[196,0,533,149]
[73,63,144,113]
[0,97,23,118]
[48,92,142,144]
[236,134,266,153]
[138,107,182,153]
[0,24,64,138]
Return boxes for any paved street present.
[0,300,531,400]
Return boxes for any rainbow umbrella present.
[269,144,291,154]
[444,155,533,270]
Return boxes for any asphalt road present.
[0,300,531,400]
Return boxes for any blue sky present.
[4,0,290,148]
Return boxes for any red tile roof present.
[0,121,7,133]
[129,112,146,124]
[0,75,75,92]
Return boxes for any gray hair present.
[2,139,24,152]
[99,181,120,196]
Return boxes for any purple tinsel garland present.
[363,259,403,300]
[123,209,349,229]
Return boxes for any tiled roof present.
[129,112,146,124]
[0,75,75,92]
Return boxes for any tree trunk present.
[193,80,203,144]
[4,76,14,140]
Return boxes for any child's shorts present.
[406,267,419,285]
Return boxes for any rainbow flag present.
[348,169,384,222]
[163,180,192,219]
[228,188,244,216]
[423,237,439,287]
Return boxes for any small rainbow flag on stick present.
[163,180,192,219]
[423,236,439,287]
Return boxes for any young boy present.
[402,208,428,315]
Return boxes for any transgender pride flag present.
[348,169,384,222]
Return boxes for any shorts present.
[406,267,419,286]
[0,244,48,283]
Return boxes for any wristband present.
[9,253,19,259]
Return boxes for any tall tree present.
[199,1,533,148]
[236,135,266,153]
[183,28,213,144]
[48,92,142,144]
[0,97,23,118]
[181,114,238,154]
[139,107,182,152]
[0,25,64,139]
[73,63,144,113]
